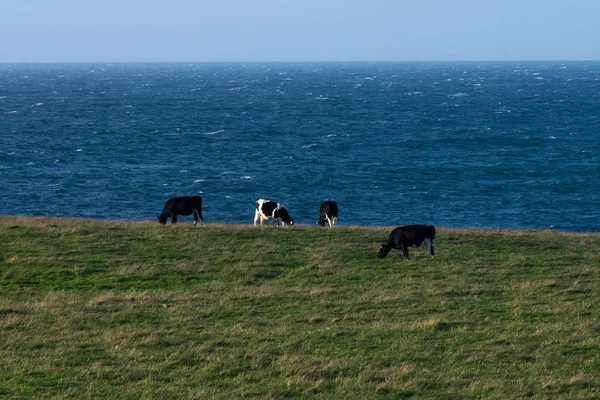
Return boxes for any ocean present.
[1,62,598,231]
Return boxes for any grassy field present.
[1,216,599,399]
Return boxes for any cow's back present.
[166,196,202,213]
[181,196,202,213]
[257,200,278,217]
[320,201,338,217]
[389,225,423,245]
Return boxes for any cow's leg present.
[331,217,337,227]
[192,210,199,226]
[254,210,260,226]
[325,215,332,227]
[401,243,410,260]
[198,210,204,226]
[172,214,178,224]
[431,238,436,258]
[424,238,432,258]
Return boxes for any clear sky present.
[1,0,599,63]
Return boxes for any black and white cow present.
[377,225,436,260]
[254,199,294,227]
[316,200,338,227]
[157,196,204,226]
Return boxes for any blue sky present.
[1,0,599,62]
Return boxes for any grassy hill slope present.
[1,216,599,399]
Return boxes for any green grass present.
[1,216,599,399]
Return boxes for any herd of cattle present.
[157,196,436,260]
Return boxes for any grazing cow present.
[157,196,204,226]
[316,200,338,227]
[254,199,294,227]
[377,225,436,260]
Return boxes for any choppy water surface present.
[1,62,599,231]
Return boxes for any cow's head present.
[376,244,390,258]
[316,218,325,227]
[157,215,168,225]
[275,207,294,226]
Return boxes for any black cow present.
[254,199,294,227]
[316,200,338,227]
[157,196,204,226]
[377,225,436,260]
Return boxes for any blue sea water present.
[1,62,599,231]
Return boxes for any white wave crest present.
[204,129,225,135]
